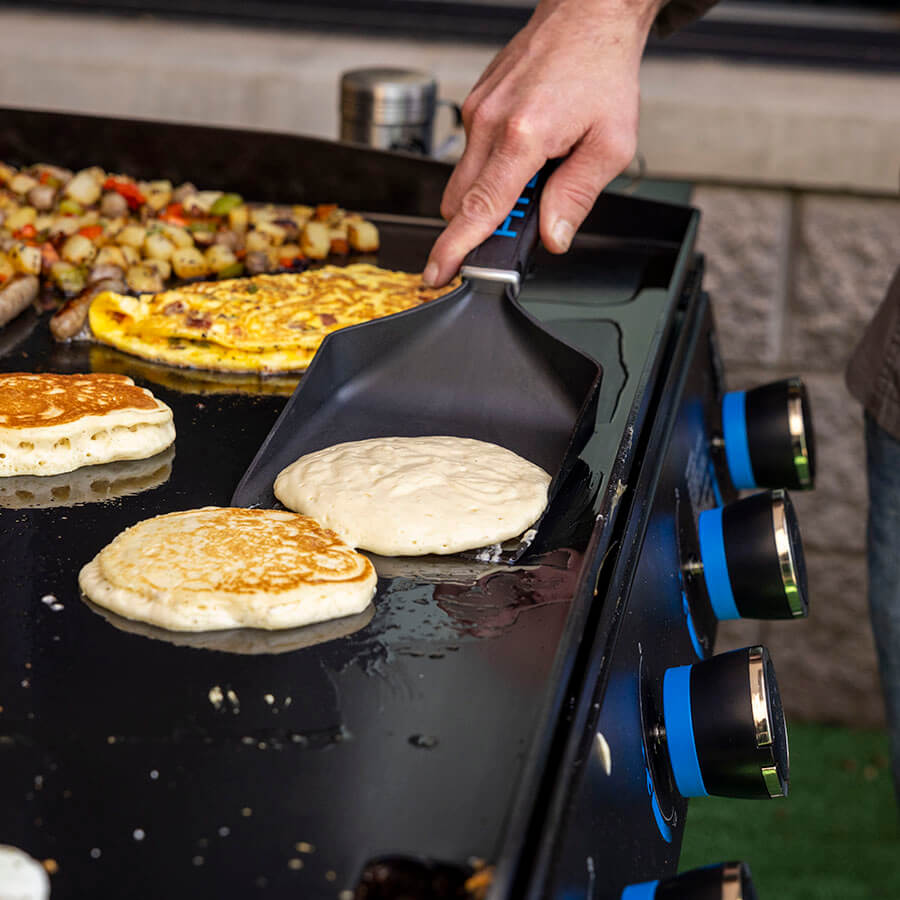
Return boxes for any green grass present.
[679,722,900,899]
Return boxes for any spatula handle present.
[460,162,555,295]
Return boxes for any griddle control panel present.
[622,861,758,900]
[682,489,809,622]
[653,645,789,800]
[714,377,816,492]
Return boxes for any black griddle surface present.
[0,173,696,897]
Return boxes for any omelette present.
[89,264,460,374]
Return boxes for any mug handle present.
[433,99,464,160]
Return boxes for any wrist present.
[534,0,666,39]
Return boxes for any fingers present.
[539,128,636,253]
[425,135,545,287]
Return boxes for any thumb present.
[539,135,635,253]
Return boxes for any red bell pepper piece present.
[102,176,146,210]
[78,224,104,240]
[159,203,187,226]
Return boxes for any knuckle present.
[605,130,638,171]
[499,114,535,152]
[558,179,598,216]
[466,101,494,134]
[459,183,500,225]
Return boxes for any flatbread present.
[89,264,459,374]
[274,436,551,556]
[0,372,174,477]
[78,507,377,632]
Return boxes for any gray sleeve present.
[654,0,719,37]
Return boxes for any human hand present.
[423,0,663,287]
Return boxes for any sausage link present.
[0,274,39,328]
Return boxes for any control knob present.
[719,377,815,491]
[622,862,758,900]
[691,489,808,620]
[661,646,788,799]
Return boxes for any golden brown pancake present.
[0,372,174,477]
[78,507,378,632]
[0,372,159,429]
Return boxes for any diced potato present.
[64,169,103,207]
[95,245,128,269]
[0,253,15,282]
[248,205,278,227]
[204,244,238,274]
[33,214,55,232]
[348,220,380,253]
[182,190,222,216]
[125,264,165,294]
[79,210,100,226]
[0,162,15,186]
[143,257,172,281]
[278,242,301,262]
[9,242,42,275]
[49,261,87,296]
[143,180,173,211]
[227,204,249,232]
[170,246,208,279]
[253,220,287,247]
[120,245,141,267]
[301,221,330,260]
[143,231,176,261]
[102,217,127,239]
[315,203,341,224]
[5,206,37,231]
[160,223,193,249]
[244,230,272,253]
[117,224,147,248]
[8,173,38,196]
[292,204,314,225]
[48,215,81,238]
[61,233,98,266]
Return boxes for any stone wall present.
[695,187,900,727]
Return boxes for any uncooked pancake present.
[89,264,460,374]
[0,372,174,477]
[78,507,377,632]
[274,436,551,556]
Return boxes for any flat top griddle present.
[0,108,697,900]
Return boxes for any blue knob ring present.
[722,390,757,489]
[698,507,741,621]
[663,665,708,798]
[621,880,660,900]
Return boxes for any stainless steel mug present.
[340,67,462,158]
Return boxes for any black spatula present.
[231,167,602,560]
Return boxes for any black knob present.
[696,489,808,620]
[721,377,815,490]
[622,862,758,900]
[662,646,789,799]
